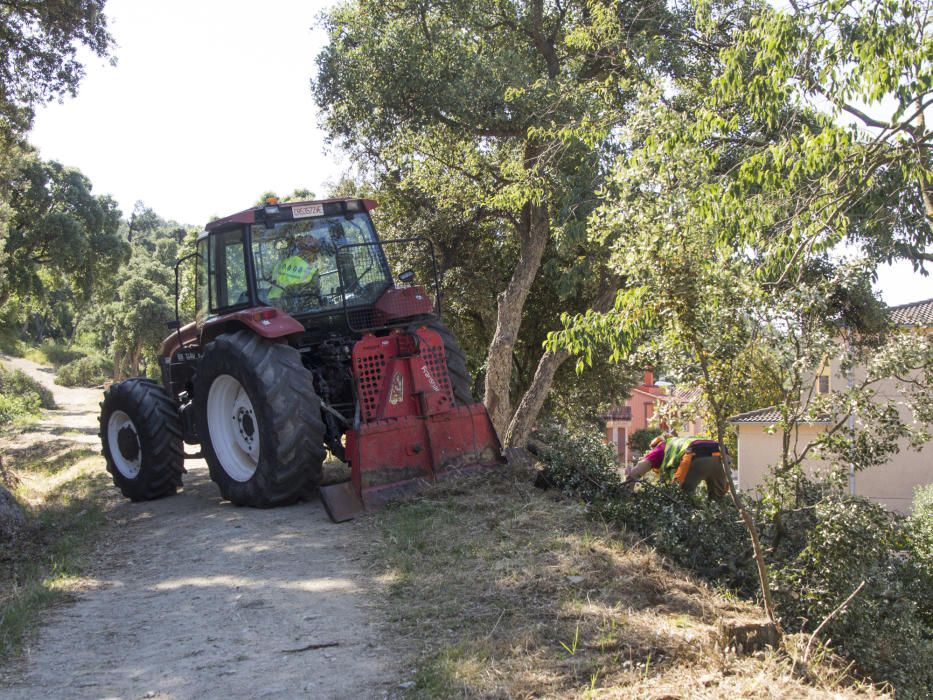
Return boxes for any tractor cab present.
[182,197,440,343]
[192,198,404,324]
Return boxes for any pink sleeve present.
[643,443,664,468]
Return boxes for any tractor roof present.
[199,197,378,240]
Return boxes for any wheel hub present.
[107,410,141,479]
[207,374,261,482]
[117,425,140,461]
[236,406,256,443]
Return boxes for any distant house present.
[604,370,705,464]
[730,298,933,513]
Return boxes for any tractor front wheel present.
[194,331,326,507]
[99,378,185,501]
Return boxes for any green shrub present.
[908,484,933,562]
[771,492,933,696]
[535,422,621,498]
[604,485,756,592]
[0,367,55,410]
[55,355,111,388]
[537,424,756,592]
[0,367,54,425]
[0,330,22,356]
[23,340,83,368]
[903,484,933,629]
[0,393,41,425]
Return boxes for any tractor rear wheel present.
[194,331,326,507]
[419,320,474,406]
[100,378,184,501]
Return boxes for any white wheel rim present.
[207,374,261,482]
[108,410,141,479]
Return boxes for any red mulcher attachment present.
[319,326,503,521]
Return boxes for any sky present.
[27,0,933,307]
[30,0,340,227]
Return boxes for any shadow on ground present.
[0,461,396,700]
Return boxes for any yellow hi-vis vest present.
[269,255,318,299]
[659,436,699,484]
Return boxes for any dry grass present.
[366,466,887,699]
[0,441,115,658]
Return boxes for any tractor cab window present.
[250,212,390,315]
[209,228,249,311]
[196,237,209,322]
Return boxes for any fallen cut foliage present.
[366,466,886,698]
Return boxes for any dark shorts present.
[680,454,728,500]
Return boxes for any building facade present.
[605,370,705,464]
[729,298,933,513]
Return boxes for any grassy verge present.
[4,339,110,388]
[19,340,84,369]
[0,446,113,658]
[367,468,883,698]
[0,366,56,429]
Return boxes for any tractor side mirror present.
[166,319,180,330]
[398,269,415,284]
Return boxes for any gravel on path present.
[0,357,397,699]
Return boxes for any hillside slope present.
[367,469,885,698]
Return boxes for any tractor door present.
[208,227,251,311]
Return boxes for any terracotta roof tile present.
[728,406,783,423]
[727,406,832,424]
[671,386,704,402]
[889,298,933,327]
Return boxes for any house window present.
[818,375,830,394]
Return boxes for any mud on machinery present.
[99,198,503,521]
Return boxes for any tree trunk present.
[503,281,621,447]
[130,341,142,377]
[30,313,45,343]
[503,348,570,448]
[697,354,782,633]
[113,346,123,382]
[483,199,549,436]
[482,2,564,436]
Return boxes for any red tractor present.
[98,198,502,521]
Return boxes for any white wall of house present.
[734,311,933,513]
[734,390,933,514]
[735,423,832,495]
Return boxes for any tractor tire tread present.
[195,331,326,508]
[99,378,184,502]
[419,320,475,405]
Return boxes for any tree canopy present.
[314,0,701,440]
[703,0,933,271]
[0,154,126,308]
[0,0,112,133]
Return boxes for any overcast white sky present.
[30,0,340,227]
[28,0,933,306]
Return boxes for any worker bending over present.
[626,435,729,500]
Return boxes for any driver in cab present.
[269,234,324,306]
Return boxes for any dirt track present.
[0,357,397,699]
